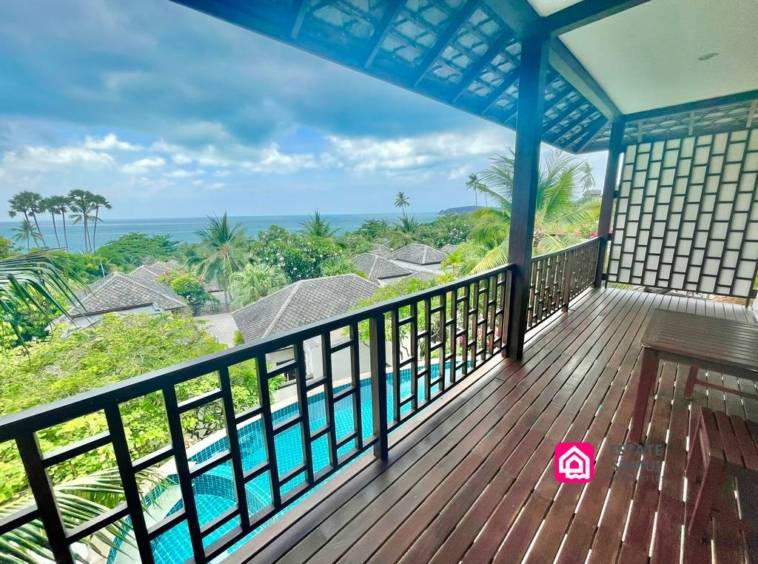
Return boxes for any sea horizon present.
[0,211,441,253]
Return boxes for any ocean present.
[0,212,439,253]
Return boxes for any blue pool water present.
[110,364,456,563]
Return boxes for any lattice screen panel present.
[607,128,758,298]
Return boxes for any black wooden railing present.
[527,238,601,330]
[0,264,514,564]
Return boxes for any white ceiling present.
[529,0,758,113]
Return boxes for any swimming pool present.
[109,364,453,562]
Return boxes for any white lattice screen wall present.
[607,128,758,298]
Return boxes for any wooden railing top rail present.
[531,237,601,261]
[0,263,516,442]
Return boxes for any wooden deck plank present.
[276,289,621,563]
[232,289,758,564]
[352,290,645,563]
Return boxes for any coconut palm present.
[43,195,71,250]
[189,213,246,304]
[11,220,42,250]
[8,191,48,248]
[466,173,482,207]
[68,189,96,252]
[302,211,338,239]
[465,150,598,273]
[394,192,410,217]
[229,262,288,307]
[90,194,111,250]
[41,196,67,249]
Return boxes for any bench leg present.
[629,347,658,444]
[684,364,699,400]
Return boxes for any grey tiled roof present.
[232,274,379,342]
[131,261,221,292]
[352,253,411,281]
[441,244,457,254]
[370,244,393,258]
[73,272,187,317]
[391,243,447,265]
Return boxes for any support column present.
[506,35,548,361]
[594,119,625,287]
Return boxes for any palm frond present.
[471,243,509,274]
[0,467,164,563]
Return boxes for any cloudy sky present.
[0,0,607,219]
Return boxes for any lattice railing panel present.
[607,129,758,298]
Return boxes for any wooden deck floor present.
[237,288,758,564]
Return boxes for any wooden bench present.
[685,407,758,562]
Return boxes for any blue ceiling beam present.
[544,0,650,36]
[573,115,610,152]
[290,0,309,39]
[449,31,515,103]
[363,0,406,69]
[541,95,585,134]
[412,0,478,88]
[482,1,620,120]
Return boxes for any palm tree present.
[41,196,66,248]
[394,192,410,217]
[302,211,338,239]
[229,262,288,307]
[68,189,96,252]
[43,195,71,250]
[90,194,112,250]
[8,191,48,248]
[465,150,598,273]
[189,213,246,304]
[466,173,481,207]
[11,219,42,250]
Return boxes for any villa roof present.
[352,253,412,281]
[441,244,458,254]
[129,260,180,284]
[370,244,393,258]
[72,272,187,317]
[232,274,379,342]
[391,244,447,265]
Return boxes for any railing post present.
[15,433,73,564]
[595,118,625,287]
[369,312,389,461]
[506,33,548,361]
[562,251,573,310]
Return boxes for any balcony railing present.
[527,237,601,330]
[0,239,599,563]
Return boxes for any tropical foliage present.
[456,150,598,273]
[0,252,80,346]
[229,262,288,307]
[188,213,246,302]
[97,232,178,269]
[0,314,273,499]
[160,270,215,314]
[302,211,338,239]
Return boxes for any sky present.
[0,0,608,219]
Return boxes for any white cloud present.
[1,145,114,170]
[164,168,203,178]
[121,157,166,174]
[83,133,140,151]
[327,130,510,174]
